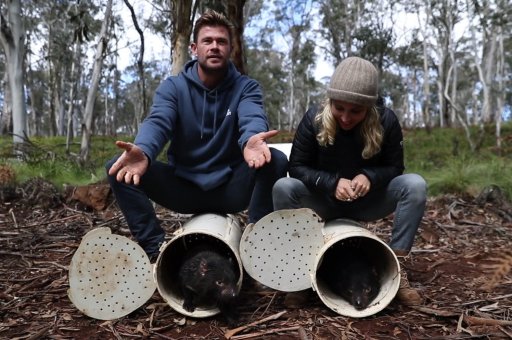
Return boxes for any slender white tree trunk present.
[79,0,113,162]
[495,27,504,152]
[0,0,26,145]
[1,72,12,135]
[416,0,431,129]
[66,43,81,152]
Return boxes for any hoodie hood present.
[181,60,240,139]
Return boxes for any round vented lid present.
[240,208,324,292]
[68,227,156,320]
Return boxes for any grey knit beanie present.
[327,56,379,107]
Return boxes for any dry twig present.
[224,310,287,339]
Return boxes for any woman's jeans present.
[272,174,427,253]
[106,148,288,257]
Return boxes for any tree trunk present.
[79,0,113,162]
[444,63,479,152]
[468,4,495,129]
[416,1,431,131]
[495,27,504,153]
[57,71,66,136]
[123,0,148,129]
[66,43,81,152]
[481,30,497,124]
[226,0,246,74]
[47,25,58,137]
[0,0,27,145]
[0,72,12,135]
[170,0,194,76]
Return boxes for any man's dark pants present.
[106,148,288,257]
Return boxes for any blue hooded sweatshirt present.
[134,59,269,191]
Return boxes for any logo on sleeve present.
[226,109,232,117]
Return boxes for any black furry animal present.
[177,246,239,325]
[318,243,381,310]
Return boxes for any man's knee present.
[105,156,119,175]
[269,148,289,176]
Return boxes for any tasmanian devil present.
[177,246,239,325]
[318,243,381,310]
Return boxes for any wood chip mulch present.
[1,179,511,339]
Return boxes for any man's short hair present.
[193,9,234,44]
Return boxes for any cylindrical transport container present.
[240,209,400,318]
[154,213,243,318]
[311,219,400,318]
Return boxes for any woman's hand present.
[335,178,356,202]
[335,174,371,202]
[350,174,371,198]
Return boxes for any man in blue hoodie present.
[106,9,288,260]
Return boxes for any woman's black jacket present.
[288,104,405,197]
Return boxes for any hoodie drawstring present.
[200,90,218,139]
[213,90,218,136]
[200,91,206,139]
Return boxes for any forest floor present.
[1,178,512,340]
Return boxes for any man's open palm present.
[244,130,279,169]
[108,141,149,185]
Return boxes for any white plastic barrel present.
[240,209,400,318]
[312,219,400,318]
[154,213,243,318]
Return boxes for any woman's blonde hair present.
[315,97,383,159]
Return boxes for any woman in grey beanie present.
[273,56,427,306]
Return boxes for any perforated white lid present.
[239,208,324,292]
[68,227,156,320]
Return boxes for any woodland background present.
[1,0,511,164]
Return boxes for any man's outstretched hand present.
[108,141,149,185]
[243,130,279,169]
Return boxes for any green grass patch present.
[403,123,512,198]
[0,136,123,189]
[1,122,511,199]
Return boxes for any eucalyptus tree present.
[243,0,289,130]
[0,54,5,133]
[79,0,114,162]
[245,43,288,130]
[268,0,318,131]
[224,0,246,74]
[392,36,426,128]
[404,0,434,131]
[318,0,417,124]
[349,1,404,117]
[123,0,148,127]
[464,0,511,151]
[0,0,26,146]
[318,0,364,66]
[169,0,196,75]
[34,1,85,137]
[115,60,166,136]
[428,0,464,128]
[46,2,69,136]
[466,0,509,125]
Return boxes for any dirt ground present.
[1,178,512,340]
